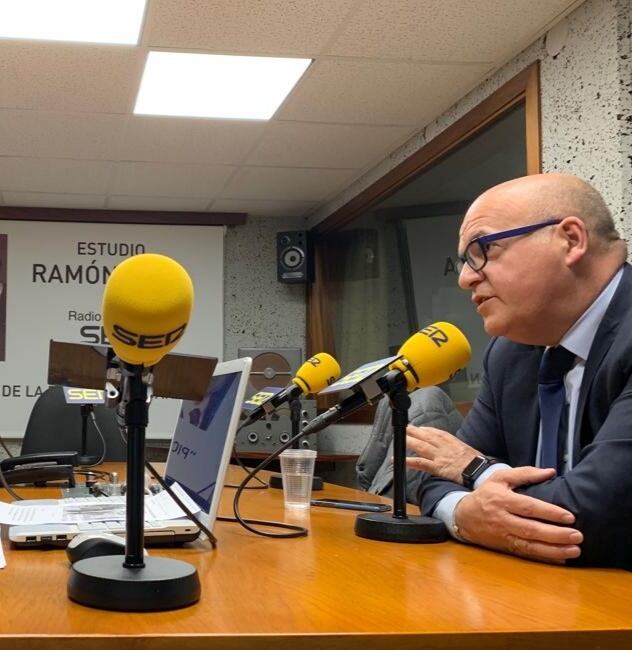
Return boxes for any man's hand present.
[455,466,583,563]
[405,425,481,483]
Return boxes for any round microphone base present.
[68,555,201,611]
[269,472,324,491]
[77,455,101,466]
[354,512,449,543]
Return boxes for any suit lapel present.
[573,265,632,463]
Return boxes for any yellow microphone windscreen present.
[102,253,194,367]
[389,322,471,391]
[292,352,341,395]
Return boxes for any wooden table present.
[1,464,632,649]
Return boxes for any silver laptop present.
[9,357,252,547]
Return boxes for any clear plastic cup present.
[279,449,317,509]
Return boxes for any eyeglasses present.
[458,218,562,273]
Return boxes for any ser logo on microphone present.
[420,324,449,348]
[111,322,187,349]
[305,355,337,386]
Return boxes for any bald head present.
[458,174,627,345]
[470,174,624,255]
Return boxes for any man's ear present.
[560,216,588,266]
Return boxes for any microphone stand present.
[77,404,99,466]
[67,363,201,611]
[269,395,323,490]
[354,374,448,543]
[291,395,323,491]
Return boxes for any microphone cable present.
[0,463,23,500]
[224,440,269,490]
[0,436,21,499]
[78,410,107,469]
[228,430,314,539]
[0,435,13,458]
[108,412,307,542]
[143,459,218,548]
[114,418,218,547]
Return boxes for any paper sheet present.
[0,483,201,526]
[0,501,64,525]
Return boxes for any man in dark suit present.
[406,173,630,568]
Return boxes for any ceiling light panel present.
[0,0,146,45]
[134,51,312,120]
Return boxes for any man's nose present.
[458,262,483,289]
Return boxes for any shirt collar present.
[560,266,624,361]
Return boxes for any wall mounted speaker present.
[276,231,313,283]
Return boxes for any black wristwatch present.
[461,455,497,489]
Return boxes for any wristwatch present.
[461,455,497,489]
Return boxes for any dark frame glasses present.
[458,218,562,272]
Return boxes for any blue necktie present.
[538,346,576,471]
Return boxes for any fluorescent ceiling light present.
[0,0,146,45]
[135,52,312,120]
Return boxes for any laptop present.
[9,357,252,547]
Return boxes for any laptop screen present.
[164,358,251,523]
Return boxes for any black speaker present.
[276,231,313,283]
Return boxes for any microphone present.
[102,253,194,367]
[68,253,202,612]
[240,352,341,429]
[303,322,471,434]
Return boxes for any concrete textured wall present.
[223,216,308,361]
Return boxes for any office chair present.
[356,386,463,503]
[21,385,127,462]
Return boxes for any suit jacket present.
[419,263,632,569]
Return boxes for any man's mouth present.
[473,295,492,307]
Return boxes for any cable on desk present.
[0,435,14,458]
[144,459,218,548]
[231,431,310,539]
[224,443,269,490]
[74,468,113,481]
[0,463,23,500]
[115,418,217,547]
[76,412,107,468]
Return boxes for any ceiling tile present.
[144,0,355,55]
[219,166,356,202]
[278,58,492,126]
[110,161,236,198]
[0,158,113,194]
[2,191,106,209]
[107,195,212,211]
[327,0,576,62]
[210,198,317,218]
[0,41,144,113]
[119,116,266,164]
[246,121,414,169]
[0,110,126,160]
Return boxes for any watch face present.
[463,456,487,478]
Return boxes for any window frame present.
[307,62,542,421]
